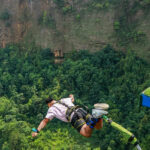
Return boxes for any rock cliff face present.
[0,0,115,51]
[0,0,150,60]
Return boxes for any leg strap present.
[71,117,86,132]
[86,118,99,128]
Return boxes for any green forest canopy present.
[0,44,150,150]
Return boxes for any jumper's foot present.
[92,103,109,118]
[94,103,109,110]
[92,109,108,118]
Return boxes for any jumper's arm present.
[32,118,50,137]
[37,118,49,131]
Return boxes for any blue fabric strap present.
[32,128,39,133]
[86,118,98,128]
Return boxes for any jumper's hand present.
[69,94,74,98]
[69,94,74,102]
[32,132,38,137]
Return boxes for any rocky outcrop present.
[0,0,149,62]
[0,0,115,51]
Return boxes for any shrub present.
[53,0,65,8]
[105,2,110,8]
[63,5,72,14]
[38,11,56,29]
[133,30,146,42]
[95,3,104,9]
[76,14,81,20]
[0,10,11,21]
[96,18,101,23]
[114,21,120,30]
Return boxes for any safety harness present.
[55,100,92,132]
[56,100,81,122]
[55,100,98,131]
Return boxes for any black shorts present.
[70,108,90,132]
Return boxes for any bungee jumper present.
[32,94,142,150]
[32,94,107,138]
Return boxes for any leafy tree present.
[0,44,149,149]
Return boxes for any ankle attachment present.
[86,118,99,128]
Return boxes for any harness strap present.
[66,105,81,121]
[56,100,72,109]
[73,118,86,130]
[55,100,81,122]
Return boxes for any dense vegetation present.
[0,44,150,150]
